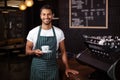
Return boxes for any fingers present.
[65,72,69,77]
[71,70,79,75]
[34,49,43,56]
[65,69,79,77]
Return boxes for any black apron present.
[30,26,59,80]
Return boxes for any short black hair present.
[40,4,54,14]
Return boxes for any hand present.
[34,49,43,56]
[65,68,79,77]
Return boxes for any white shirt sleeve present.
[58,29,65,42]
[26,31,33,42]
[54,27,65,49]
[26,26,39,49]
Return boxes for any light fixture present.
[25,0,34,7]
[19,2,27,11]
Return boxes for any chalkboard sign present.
[69,0,108,29]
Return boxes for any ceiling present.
[0,0,44,13]
[0,0,22,8]
[0,0,44,7]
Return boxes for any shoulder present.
[29,26,40,34]
[30,26,40,32]
[53,26,65,41]
[53,26,64,33]
[26,26,40,42]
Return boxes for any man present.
[26,4,79,80]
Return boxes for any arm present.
[59,40,69,69]
[26,40,43,56]
[59,40,79,77]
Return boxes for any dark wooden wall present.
[0,11,26,40]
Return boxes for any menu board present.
[69,0,108,29]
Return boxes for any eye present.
[43,13,46,16]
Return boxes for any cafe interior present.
[0,0,120,80]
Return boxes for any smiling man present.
[26,4,79,80]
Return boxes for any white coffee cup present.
[41,45,49,52]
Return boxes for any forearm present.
[26,46,43,56]
[62,52,79,77]
[25,40,35,55]
[26,48,35,55]
[62,52,70,69]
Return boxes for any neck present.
[41,24,52,30]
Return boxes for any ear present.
[52,13,55,17]
[40,14,42,19]
[40,14,41,18]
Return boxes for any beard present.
[42,18,52,25]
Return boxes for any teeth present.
[44,19,49,21]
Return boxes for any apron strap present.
[35,26,41,49]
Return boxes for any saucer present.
[42,50,52,53]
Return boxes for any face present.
[40,9,54,25]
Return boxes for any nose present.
[44,14,49,18]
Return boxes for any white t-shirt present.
[26,25,65,50]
